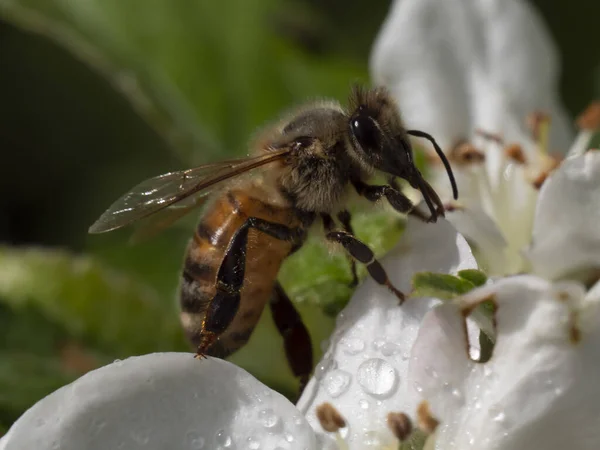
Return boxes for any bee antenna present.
[407,130,458,200]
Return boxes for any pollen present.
[316,402,346,433]
[449,141,485,165]
[504,143,527,164]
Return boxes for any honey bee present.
[89,85,457,391]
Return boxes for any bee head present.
[347,85,457,221]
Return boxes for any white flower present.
[0,354,317,450]
[297,218,478,449]
[410,275,600,450]
[371,0,599,277]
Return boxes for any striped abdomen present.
[179,186,298,357]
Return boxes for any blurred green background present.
[0,0,598,433]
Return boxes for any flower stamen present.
[567,102,600,157]
[416,401,439,434]
[316,402,349,450]
[505,143,527,164]
[386,412,413,442]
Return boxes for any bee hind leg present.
[326,230,405,304]
[269,281,313,398]
[198,217,304,358]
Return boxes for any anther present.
[416,401,439,434]
[504,143,527,164]
[316,402,346,433]
[576,102,600,131]
[449,141,485,165]
[387,412,413,442]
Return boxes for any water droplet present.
[323,369,352,398]
[372,338,386,351]
[413,381,423,393]
[258,408,280,429]
[359,398,370,409]
[401,353,410,361]
[452,388,463,400]
[314,358,336,380]
[357,358,398,398]
[285,433,294,443]
[341,337,365,355]
[554,387,564,396]
[483,366,493,377]
[474,400,482,410]
[493,412,505,423]
[215,430,232,447]
[246,437,260,449]
[186,432,206,449]
[130,428,149,445]
[362,431,382,447]
[380,342,399,356]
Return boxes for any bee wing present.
[88,149,289,234]
[127,194,211,244]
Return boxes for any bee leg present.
[269,281,313,398]
[197,217,304,358]
[326,230,405,304]
[337,210,359,287]
[321,212,358,287]
[352,179,433,223]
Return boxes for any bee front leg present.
[269,282,313,398]
[196,217,304,358]
[352,180,435,223]
[326,230,405,304]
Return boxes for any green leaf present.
[0,247,187,357]
[0,352,75,428]
[411,272,476,300]
[457,269,488,287]
[0,0,367,163]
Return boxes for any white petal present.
[526,151,600,279]
[371,0,572,150]
[0,354,315,450]
[446,206,507,274]
[412,276,600,450]
[297,218,476,447]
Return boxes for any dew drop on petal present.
[215,430,232,447]
[258,408,280,429]
[413,381,423,393]
[357,358,398,398]
[186,432,206,449]
[381,342,400,356]
[323,369,352,398]
[341,337,365,355]
[362,431,382,447]
[285,433,294,443]
[359,398,370,410]
[452,388,463,400]
[372,338,386,351]
[493,412,506,423]
[314,358,337,380]
[246,437,260,449]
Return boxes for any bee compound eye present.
[351,115,380,150]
